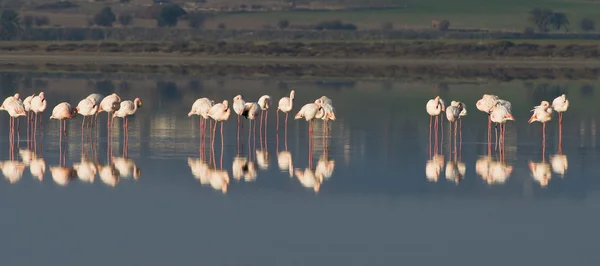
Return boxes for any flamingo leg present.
[285,112,288,132]
[276,110,279,131]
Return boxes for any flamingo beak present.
[505,114,515,121]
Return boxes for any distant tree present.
[550,12,569,32]
[438,20,450,31]
[381,22,393,31]
[156,4,186,27]
[22,14,34,28]
[0,9,22,40]
[118,13,133,27]
[94,7,116,27]
[528,8,554,32]
[187,12,206,28]
[218,23,226,29]
[34,15,50,27]
[579,18,595,31]
[278,19,289,29]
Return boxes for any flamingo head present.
[233,95,242,101]
[38,92,44,100]
[290,90,295,100]
[70,107,78,118]
[541,101,550,107]
[134,98,142,108]
[13,93,19,100]
[222,100,228,108]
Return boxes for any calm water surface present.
[0,73,599,265]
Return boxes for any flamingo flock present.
[427,93,570,187]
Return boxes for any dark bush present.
[34,16,50,27]
[580,18,595,32]
[314,20,357,31]
[278,19,290,29]
[187,12,206,28]
[94,7,116,27]
[118,13,133,27]
[439,20,450,31]
[157,4,186,27]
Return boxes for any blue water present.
[0,73,598,265]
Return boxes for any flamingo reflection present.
[425,154,444,183]
[0,159,25,184]
[20,148,46,182]
[529,161,552,187]
[476,156,514,185]
[97,162,120,187]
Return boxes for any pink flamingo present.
[277,90,294,131]
[76,98,98,131]
[50,102,78,136]
[529,101,553,151]
[30,92,47,134]
[233,95,246,137]
[97,93,121,128]
[490,102,514,154]
[208,100,231,147]
[426,96,445,154]
[258,95,271,138]
[295,99,322,135]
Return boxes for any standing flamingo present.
[315,97,336,133]
[188,98,214,134]
[295,99,322,135]
[76,98,98,132]
[476,94,499,142]
[233,95,246,138]
[113,98,142,134]
[208,100,231,148]
[5,100,26,153]
[445,102,462,153]
[529,101,553,149]
[23,94,35,137]
[86,93,104,126]
[30,92,47,134]
[277,90,295,131]
[97,93,121,128]
[426,96,445,154]
[552,94,569,146]
[490,102,515,152]
[50,102,77,135]
[0,93,20,109]
[242,102,260,143]
[258,95,271,137]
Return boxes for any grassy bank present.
[2,40,600,59]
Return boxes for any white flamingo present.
[188,98,214,135]
[276,90,294,131]
[50,102,77,136]
[113,98,142,134]
[233,95,246,135]
[258,95,271,134]
[97,93,121,128]
[552,94,569,125]
[295,99,322,134]
[528,101,553,145]
[76,98,98,131]
[208,100,231,147]
[30,92,47,132]
[23,94,35,134]
[426,96,445,138]
[242,102,260,141]
[490,102,514,149]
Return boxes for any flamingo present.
[23,94,35,137]
[426,96,445,153]
[188,98,214,135]
[86,93,104,126]
[50,102,78,136]
[490,102,514,150]
[476,94,499,140]
[0,93,20,109]
[233,95,246,137]
[276,90,295,131]
[208,100,231,148]
[242,102,260,142]
[445,102,462,151]
[30,92,47,133]
[552,94,568,125]
[258,95,271,136]
[5,100,26,134]
[315,98,336,133]
[97,93,121,128]
[112,98,142,134]
[76,98,98,132]
[295,99,322,134]
[528,101,553,147]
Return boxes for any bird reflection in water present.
[425,155,445,183]
[529,160,552,187]
[475,156,513,185]
[276,123,293,177]
[0,158,25,184]
[550,109,568,178]
[188,131,229,194]
[293,122,335,193]
[20,148,46,182]
[97,162,120,187]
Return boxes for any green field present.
[214,0,600,31]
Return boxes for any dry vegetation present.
[3,41,600,59]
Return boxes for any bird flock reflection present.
[426,93,570,188]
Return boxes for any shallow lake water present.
[0,73,599,265]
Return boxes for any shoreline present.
[1,54,600,66]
